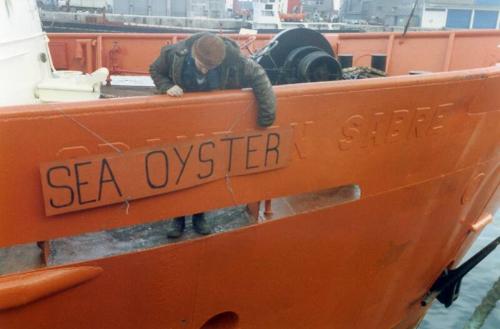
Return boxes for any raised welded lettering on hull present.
[338,103,453,151]
[40,128,292,216]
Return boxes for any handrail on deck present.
[46,30,500,78]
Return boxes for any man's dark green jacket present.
[149,33,276,127]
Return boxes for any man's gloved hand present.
[166,85,184,97]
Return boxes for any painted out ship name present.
[40,128,293,216]
[39,104,451,215]
[338,103,452,150]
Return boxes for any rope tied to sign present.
[55,108,123,154]
[56,96,256,213]
[54,108,131,212]
[223,100,255,206]
[123,198,130,215]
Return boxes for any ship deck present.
[101,84,156,98]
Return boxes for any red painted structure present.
[0,30,499,329]
[45,30,500,76]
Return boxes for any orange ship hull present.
[0,30,499,329]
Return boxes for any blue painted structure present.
[474,0,500,5]
[446,9,473,28]
[473,10,499,28]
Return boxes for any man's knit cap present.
[192,34,226,69]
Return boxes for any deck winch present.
[252,28,342,85]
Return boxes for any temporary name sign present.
[40,128,292,216]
